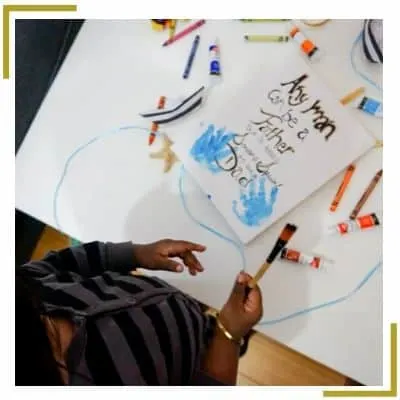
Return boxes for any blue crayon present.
[183,34,200,79]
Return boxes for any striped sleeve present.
[19,241,137,281]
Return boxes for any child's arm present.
[18,239,206,282]
[19,241,137,281]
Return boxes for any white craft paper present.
[173,54,375,244]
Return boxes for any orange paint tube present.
[289,24,320,59]
[280,248,332,269]
[327,212,382,236]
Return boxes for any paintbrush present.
[248,223,298,289]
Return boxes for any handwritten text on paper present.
[191,73,337,191]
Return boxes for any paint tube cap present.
[208,74,222,88]
[375,210,383,224]
[325,223,340,236]
[318,258,335,270]
[308,47,324,63]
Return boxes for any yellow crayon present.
[240,19,289,22]
[244,34,289,42]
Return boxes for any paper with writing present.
[173,54,375,244]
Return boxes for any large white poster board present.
[174,54,375,243]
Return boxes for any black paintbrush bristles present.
[281,223,297,241]
[266,223,298,264]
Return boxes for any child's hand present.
[132,239,206,275]
[219,272,263,339]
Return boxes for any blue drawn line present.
[52,125,381,328]
[258,260,382,326]
[350,30,382,92]
[52,125,152,230]
[190,123,234,173]
[233,176,278,227]
[179,166,246,270]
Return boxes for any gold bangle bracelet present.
[216,317,244,347]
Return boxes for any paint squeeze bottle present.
[289,22,322,62]
[327,211,382,236]
[357,96,382,118]
[280,248,333,270]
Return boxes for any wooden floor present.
[31,226,352,386]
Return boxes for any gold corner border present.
[2,4,77,79]
[324,323,397,398]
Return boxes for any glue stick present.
[289,23,321,61]
[327,212,382,236]
[209,38,221,83]
[280,248,332,269]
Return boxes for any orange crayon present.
[349,169,382,220]
[329,164,356,212]
[148,96,166,146]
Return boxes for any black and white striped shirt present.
[20,242,214,385]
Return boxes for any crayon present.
[240,19,289,22]
[329,164,356,212]
[340,87,365,106]
[148,96,166,146]
[245,34,289,42]
[183,34,200,79]
[349,169,382,220]
[162,19,205,47]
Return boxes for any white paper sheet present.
[173,53,375,244]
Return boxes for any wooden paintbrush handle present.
[248,262,271,289]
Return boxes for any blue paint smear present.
[190,124,234,173]
[232,176,278,227]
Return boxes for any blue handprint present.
[232,176,279,227]
[190,124,234,174]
